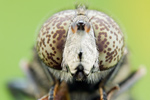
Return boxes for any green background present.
[0,0,150,100]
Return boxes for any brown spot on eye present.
[41,38,46,47]
[110,31,113,34]
[45,50,48,55]
[99,65,111,71]
[95,24,98,30]
[50,53,55,56]
[104,50,106,53]
[113,41,115,44]
[97,42,104,52]
[107,42,110,45]
[114,58,116,61]
[49,44,52,47]
[117,55,119,62]
[51,31,54,34]
[106,52,113,58]
[42,53,45,58]
[56,30,66,40]
[98,35,101,39]
[94,17,110,31]
[104,45,107,48]
[64,23,67,25]
[108,48,111,51]
[121,45,124,51]
[100,60,103,65]
[57,40,64,51]
[46,34,51,38]
[48,63,50,66]
[102,38,107,44]
[99,32,107,37]
[113,49,118,57]
[50,62,53,64]
[53,33,57,38]
[116,46,118,49]
[47,38,50,44]
[106,56,113,63]
[52,47,55,50]
[42,32,46,35]
[105,51,115,63]
[113,45,115,47]
[99,65,104,70]
[53,40,56,43]
[56,15,73,29]
[57,22,63,29]
[54,51,56,54]
[42,47,44,50]
[109,36,112,39]
[40,42,42,47]
[57,57,60,60]
[46,27,50,31]
[114,32,118,41]
[100,28,105,31]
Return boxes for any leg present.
[54,81,70,100]
[8,48,54,99]
[92,66,146,100]
[115,66,146,97]
[8,59,50,99]
[107,85,119,100]
[8,78,35,100]
[108,66,146,100]
[8,60,38,100]
[99,87,107,100]
[39,81,70,100]
[38,85,56,100]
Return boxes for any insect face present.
[62,14,99,81]
[37,7,125,83]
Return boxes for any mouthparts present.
[74,64,86,81]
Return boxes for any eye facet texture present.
[87,10,124,70]
[37,10,75,70]
[37,9,124,70]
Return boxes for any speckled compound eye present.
[37,9,124,71]
[87,10,125,70]
[37,10,75,70]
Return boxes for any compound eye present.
[37,10,75,70]
[87,10,125,70]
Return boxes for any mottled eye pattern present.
[37,9,124,70]
[37,10,75,69]
[87,10,124,70]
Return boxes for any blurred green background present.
[0,0,150,100]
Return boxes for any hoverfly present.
[8,5,146,100]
